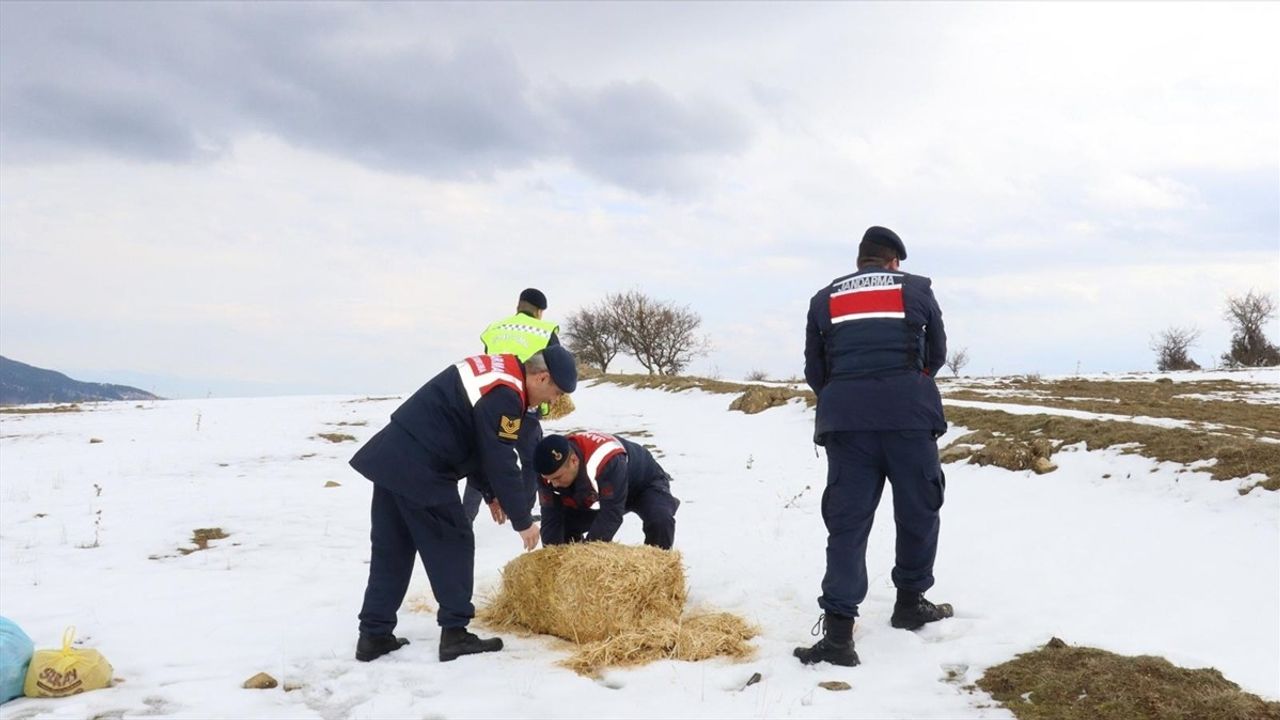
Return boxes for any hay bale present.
[939,444,974,464]
[545,393,576,420]
[478,543,757,676]
[479,543,686,643]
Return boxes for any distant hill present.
[0,356,161,405]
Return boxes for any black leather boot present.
[890,591,954,630]
[438,627,503,662]
[355,633,409,662]
[793,614,859,667]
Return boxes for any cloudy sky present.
[1,2,1277,397]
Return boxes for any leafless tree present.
[1222,289,1280,367]
[562,302,624,374]
[945,347,970,377]
[1149,326,1202,371]
[604,290,710,375]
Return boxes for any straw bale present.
[478,543,757,676]
[545,393,576,420]
[478,543,686,643]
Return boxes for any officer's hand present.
[518,524,541,552]
[488,499,507,525]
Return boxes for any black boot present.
[438,626,503,662]
[794,614,859,667]
[890,591,954,630]
[355,633,409,662]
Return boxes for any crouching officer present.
[349,346,578,663]
[534,432,680,549]
[795,226,952,668]
[463,287,560,523]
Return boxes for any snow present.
[1,380,1277,718]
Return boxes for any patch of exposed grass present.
[178,527,229,555]
[0,403,83,414]
[947,379,1280,439]
[975,637,1280,720]
[342,396,399,404]
[947,406,1279,490]
[315,432,356,443]
[595,374,814,412]
[329,420,368,427]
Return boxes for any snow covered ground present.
[1,377,1277,718]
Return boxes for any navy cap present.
[535,434,572,475]
[541,345,578,393]
[860,226,907,261]
[519,288,548,310]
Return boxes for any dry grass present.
[477,543,756,676]
[975,637,1280,720]
[315,432,356,443]
[178,527,229,555]
[946,406,1279,491]
[0,404,83,414]
[947,378,1280,440]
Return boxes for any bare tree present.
[945,347,970,377]
[1222,289,1280,368]
[604,290,710,375]
[1149,326,1202,371]
[562,302,624,374]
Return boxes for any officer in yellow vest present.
[464,288,560,522]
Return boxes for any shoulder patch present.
[498,415,522,441]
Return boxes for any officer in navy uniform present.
[349,346,578,663]
[534,432,680,549]
[794,226,953,668]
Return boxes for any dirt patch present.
[328,420,368,427]
[342,396,399,404]
[315,432,356,443]
[0,404,83,414]
[975,637,1280,720]
[178,527,229,555]
[947,406,1279,491]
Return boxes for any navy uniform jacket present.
[349,362,534,531]
[804,267,948,441]
[539,435,666,544]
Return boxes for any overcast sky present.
[1,2,1277,397]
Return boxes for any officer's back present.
[804,226,947,439]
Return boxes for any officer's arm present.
[539,485,566,545]
[473,388,535,532]
[923,283,947,377]
[547,330,561,347]
[804,297,828,393]
[585,455,629,543]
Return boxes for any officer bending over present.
[534,432,680,549]
[349,346,577,663]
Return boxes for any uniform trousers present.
[819,430,944,618]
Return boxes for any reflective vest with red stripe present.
[454,354,527,408]
[570,431,625,492]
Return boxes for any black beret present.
[860,226,907,261]
[541,345,578,393]
[535,434,572,475]
[519,287,548,310]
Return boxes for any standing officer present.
[350,346,578,663]
[463,288,560,523]
[794,226,952,668]
[533,432,680,549]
